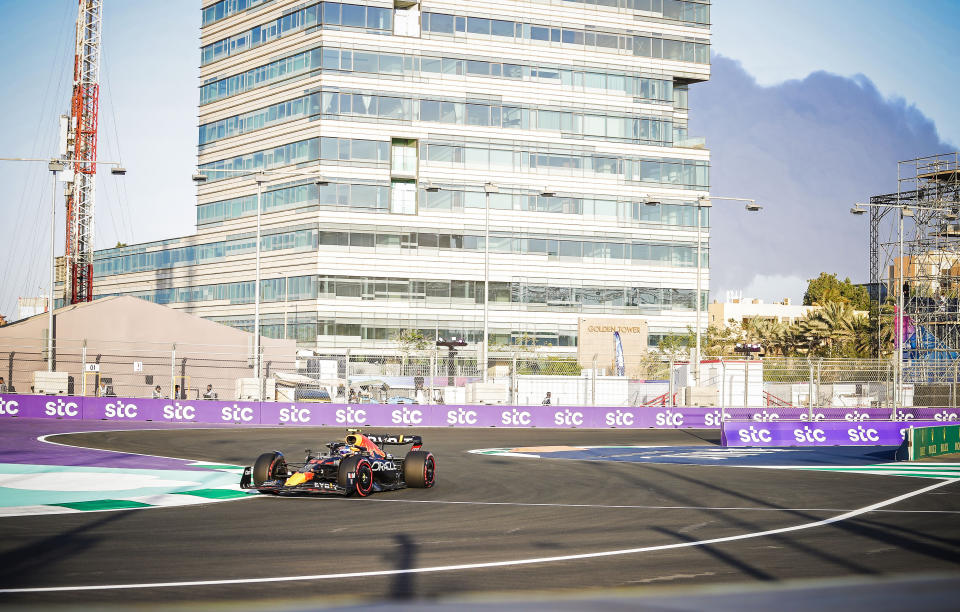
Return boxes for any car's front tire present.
[252,451,286,488]
[338,456,374,497]
[403,451,436,488]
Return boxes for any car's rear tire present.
[252,451,286,487]
[338,456,374,497]
[403,451,436,488]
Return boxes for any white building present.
[91,0,712,353]
[709,298,817,328]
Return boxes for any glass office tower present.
[93,0,711,351]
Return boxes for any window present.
[391,180,417,214]
[391,138,417,176]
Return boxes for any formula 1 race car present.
[240,429,436,497]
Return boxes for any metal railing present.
[1,335,957,409]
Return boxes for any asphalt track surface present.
[2,426,960,609]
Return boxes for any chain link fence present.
[1,335,957,408]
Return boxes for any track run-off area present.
[1,419,959,608]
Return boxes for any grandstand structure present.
[870,152,960,382]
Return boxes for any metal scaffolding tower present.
[870,152,960,382]
[64,0,103,304]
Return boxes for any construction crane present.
[63,0,103,304]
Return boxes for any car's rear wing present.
[363,433,423,449]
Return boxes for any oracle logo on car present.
[335,407,367,424]
[45,399,79,417]
[0,398,19,416]
[500,408,532,426]
[793,426,827,443]
[221,405,255,422]
[446,408,478,425]
[371,460,398,472]
[847,426,880,443]
[163,402,196,421]
[605,409,634,427]
[104,400,138,419]
[391,407,423,425]
[280,407,311,424]
[553,409,584,427]
[737,426,772,444]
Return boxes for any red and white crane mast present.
[64,0,103,304]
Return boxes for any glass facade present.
[93,0,713,349]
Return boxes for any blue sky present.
[0,0,958,319]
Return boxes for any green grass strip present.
[174,488,250,499]
[53,499,153,511]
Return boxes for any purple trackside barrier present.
[726,407,960,423]
[722,420,960,447]
[4,394,960,431]
[81,397,264,425]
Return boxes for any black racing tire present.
[403,450,436,488]
[252,451,286,487]
[338,456,374,497]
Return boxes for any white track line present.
[264,496,960,514]
[1,478,952,594]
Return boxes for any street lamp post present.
[694,195,763,386]
[851,201,923,412]
[193,167,327,398]
[1,156,125,372]
[482,182,498,382]
[254,173,264,394]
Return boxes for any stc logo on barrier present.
[799,412,826,422]
[0,398,20,416]
[844,411,870,422]
[704,409,731,427]
[847,426,880,442]
[752,410,780,422]
[221,405,255,422]
[335,407,367,424]
[447,408,478,425]
[793,426,827,443]
[737,426,772,443]
[45,399,79,417]
[501,409,532,426]
[655,410,684,427]
[280,407,311,424]
[391,407,423,425]
[163,402,196,421]
[892,411,915,421]
[104,400,138,419]
[934,411,959,422]
[605,410,634,426]
[553,409,584,427]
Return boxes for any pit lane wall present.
[2,394,959,434]
[903,425,960,460]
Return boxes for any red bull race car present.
[240,429,436,497]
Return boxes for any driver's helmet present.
[338,445,353,456]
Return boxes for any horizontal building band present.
[196,180,710,226]
[199,44,683,107]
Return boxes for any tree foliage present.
[803,272,871,310]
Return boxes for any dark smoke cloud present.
[690,55,955,302]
